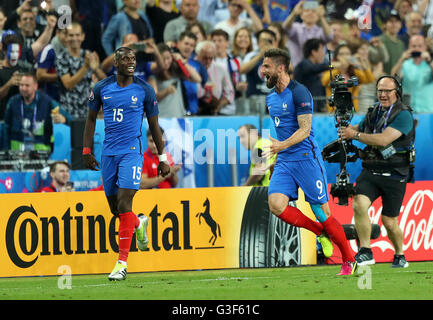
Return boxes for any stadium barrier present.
[1,113,432,193]
[0,186,317,277]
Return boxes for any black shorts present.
[355,169,407,218]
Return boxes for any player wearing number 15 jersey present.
[261,48,356,276]
[83,47,170,281]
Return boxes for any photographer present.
[391,35,433,113]
[151,43,202,117]
[339,76,415,268]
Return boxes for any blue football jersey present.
[88,75,159,155]
[266,80,320,161]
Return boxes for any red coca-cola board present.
[326,181,433,264]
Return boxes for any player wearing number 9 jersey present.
[83,47,170,281]
[261,48,356,276]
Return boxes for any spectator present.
[0,33,25,120]
[327,20,344,57]
[36,43,61,102]
[370,0,395,36]
[392,34,433,113]
[140,128,180,189]
[71,0,112,61]
[15,8,45,49]
[102,0,153,56]
[282,0,332,68]
[196,40,235,115]
[294,38,328,112]
[195,0,231,27]
[396,0,414,36]
[50,25,68,56]
[0,20,58,120]
[214,0,263,45]
[185,21,208,45]
[346,19,373,43]
[268,22,288,52]
[368,36,389,71]
[321,43,374,112]
[400,11,424,48]
[211,29,246,110]
[152,42,202,117]
[353,39,381,113]
[146,0,180,44]
[380,11,406,74]
[163,0,212,43]
[0,7,7,40]
[56,22,106,119]
[231,27,253,63]
[251,0,271,26]
[175,30,207,115]
[40,161,74,192]
[237,123,276,186]
[4,73,68,153]
[4,0,44,31]
[240,29,277,114]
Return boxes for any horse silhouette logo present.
[196,198,221,245]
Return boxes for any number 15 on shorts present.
[132,166,142,185]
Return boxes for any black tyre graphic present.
[343,223,381,240]
[239,187,301,268]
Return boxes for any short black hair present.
[178,30,198,42]
[263,48,291,73]
[114,46,135,63]
[210,29,229,41]
[255,29,277,42]
[303,38,325,58]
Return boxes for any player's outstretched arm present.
[82,109,100,170]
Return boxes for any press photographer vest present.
[361,101,415,177]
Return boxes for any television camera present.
[321,52,360,206]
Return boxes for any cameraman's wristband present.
[354,132,361,140]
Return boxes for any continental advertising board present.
[0,187,316,277]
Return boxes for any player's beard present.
[266,73,278,89]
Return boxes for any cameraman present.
[339,76,415,268]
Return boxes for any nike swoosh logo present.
[103,96,112,99]
[133,182,140,185]
[318,194,326,200]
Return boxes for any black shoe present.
[355,247,375,266]
[391,254,409,268]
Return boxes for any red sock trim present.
[278,205,323,236]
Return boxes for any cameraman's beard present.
[266,74,278,88]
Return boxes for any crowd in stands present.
[1,0,433,156]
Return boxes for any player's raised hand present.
[83,154,100,171]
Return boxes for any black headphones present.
[376,74,403,99]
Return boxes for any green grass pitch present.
[0,262,432,300]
